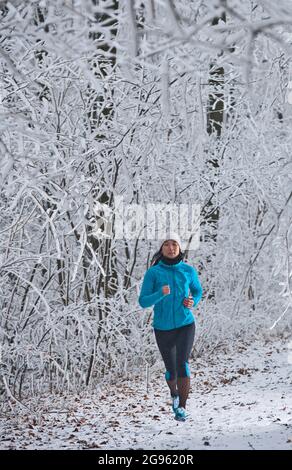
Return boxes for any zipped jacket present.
[138,260,203,330]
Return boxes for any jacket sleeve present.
[138,268,165,308]
[190,268,203,307]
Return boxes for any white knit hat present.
[158,231,183,251]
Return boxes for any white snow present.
[1,338,291,450]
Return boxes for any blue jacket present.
[138,260,203,331]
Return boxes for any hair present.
[150,248,163,267]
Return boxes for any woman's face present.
[161,240,180,258]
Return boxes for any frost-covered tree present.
[0,0,292,399]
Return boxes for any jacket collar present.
[158,260,183,269]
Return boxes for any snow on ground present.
[1,338,292,450]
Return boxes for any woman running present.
[138,233,203,421]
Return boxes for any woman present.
[138,233,203,422]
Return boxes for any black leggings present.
[154,322,196,380]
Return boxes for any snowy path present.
[1,339,292,450]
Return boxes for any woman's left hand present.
[183,297,194,308]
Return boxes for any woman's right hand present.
[162,285,170,295]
